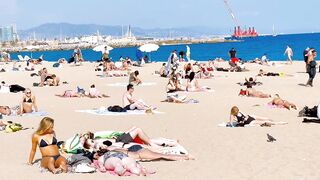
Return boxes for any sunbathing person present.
[94,149,150,176]
[257,69,292,77]
[159,63,167,77]
[19,88,38,115]
[166,77,187,103]
[56,90,82,98]
[123,84,154,110]
[239,88,271,98]
[25,61,35,71]
[0,106,11,115]
[28,117,68,174]
[186,72,210,92]
[229,106,287,127]
[129,70,142,85]
[44,74,60,86]
[85,84,109,98]
[84,138,194,162]
[270,94,297,110]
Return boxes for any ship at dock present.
[223,0,259,40]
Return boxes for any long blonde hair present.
[230,106,239,116]
[35,117,54,135]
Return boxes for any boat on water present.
[225,26,258,40]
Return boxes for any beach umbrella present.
[93,45,114,52]
[139,43,160,61]
[139,43,159,53]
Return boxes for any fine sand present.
[1,61,320,180]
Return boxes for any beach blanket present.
[218,122,256,127]
[76,109,163,116]
[23,110,48,116]
[267,102,285,109]
[107,82,156,87]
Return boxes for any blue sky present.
[1,0,320,34]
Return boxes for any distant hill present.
[19,23,226,40]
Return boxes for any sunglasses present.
[26,92,31,94]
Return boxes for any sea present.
[9,33,320,62]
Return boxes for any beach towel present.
[22,110,48,117]
[107,82,156,87]
[218,122,256,127]
[267,102,285,109]
[76,108,163,116]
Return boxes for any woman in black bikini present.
[28,117,67,174]
[20,88,38,115]
[229,106,287,127]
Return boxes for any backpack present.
[107,105,127,112]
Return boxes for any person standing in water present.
[284,46,293,64]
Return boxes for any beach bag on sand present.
[107,105,127,112]
[5,123,23,133]
[64,134,83,154]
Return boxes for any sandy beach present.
[1,61,320,180]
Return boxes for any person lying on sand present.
[84,138,194,162]
[85,84,109,98]
[94,149,151,176]
[270,94,297,110]
[123,84,155,111]
[257,69,293,77]
[28,117,68,174]
[56,85,109,98]
[239,88,271,98]
[228,106,287,127]
[0,106,11,115]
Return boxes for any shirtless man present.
[122,84,153,110]
[284,46,293,64]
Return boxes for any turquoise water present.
[9,33,320,62]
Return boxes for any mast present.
[223,0,240,27]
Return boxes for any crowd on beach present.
[0,44,319,176]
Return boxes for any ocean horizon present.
[9,32,320,62]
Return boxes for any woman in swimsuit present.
[239,88,271,98]
[28,117,67,174]
[95,149,150,176]
[83,127,193,162]
[229,106,287,127]
[270,94,297,110]
[20,88,38,115]
[186,72,209,92]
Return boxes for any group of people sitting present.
[28,117,194,175]
[0,88,38,116]
[38,68,60,87]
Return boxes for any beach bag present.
[64,134,83,154]
[5,123,23,133]
[107,105,127,112]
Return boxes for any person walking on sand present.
[284,46,293,64]
[306,49,317,87]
